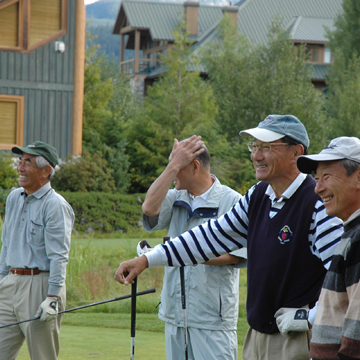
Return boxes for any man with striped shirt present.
[297,137,360,360]
[115,115,343,360]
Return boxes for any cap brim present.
[297,154,345,174]
[12,146,40,156]
[239,128,285,142]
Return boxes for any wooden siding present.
[0,0,77,158]
[0,2,19,48]
[30,0,62,47]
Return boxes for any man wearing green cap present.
[0,141,75,360]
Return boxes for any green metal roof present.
[309,64,331,80]
[118,0,223,41]
[236,0,342,45]
[288,16,336,42]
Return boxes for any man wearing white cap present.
[297,137,360,360]
[115,115,343,360]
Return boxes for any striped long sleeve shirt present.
[146,173,343,271]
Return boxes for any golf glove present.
[35,297,59,321]
[136,240,152,256]
[274,307,309,336]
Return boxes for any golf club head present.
[136,240,152,256]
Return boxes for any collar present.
[265,173,307,202]
[344,208,360,227]
[23,181,52,199]
[189,175,216,202]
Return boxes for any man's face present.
[315,161,359,221]
[169,152,193,191]
[17,153,47,194]
[250,139,292,184]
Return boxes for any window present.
[324,47,332,63]
[306,45,320,63]
[0,95,24,150]
[0,0,67,52]
[0,1,20,49]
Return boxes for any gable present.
[0,0,67,53]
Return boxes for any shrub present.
[51,150,116,193]
[0,151,18,190]
[59,192,145,233]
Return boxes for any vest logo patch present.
[278,225,293,244]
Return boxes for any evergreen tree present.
[201,18,327,152]
[126,21,220,193]
[325,0,360,138]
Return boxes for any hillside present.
[86,0,122,60]
[86,0,121,26]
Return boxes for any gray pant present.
[0,272,66,360]
[164,322,238,360]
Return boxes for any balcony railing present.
[120,58,163,75]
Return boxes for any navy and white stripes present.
[146,175,343,269]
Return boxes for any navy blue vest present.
[247,176,326,334]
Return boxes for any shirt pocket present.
[29,220,44,246]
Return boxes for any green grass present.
[6,236,249,359]
[17,314,249,359]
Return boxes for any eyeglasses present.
[17,159,36,168]
[247,142,288,153]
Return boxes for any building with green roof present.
[113,0,343,96]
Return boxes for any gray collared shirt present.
[0,182,75,296]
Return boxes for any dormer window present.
[0,0,67,53]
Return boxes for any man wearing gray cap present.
[0,141,75,360]
[297,137,360,360]
[115,115,343,360]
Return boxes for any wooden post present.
[134,30,140,73]
[72,0,85,156]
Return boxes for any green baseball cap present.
[12,141,59,168]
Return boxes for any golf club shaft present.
[130,277,138,360]
[180,266,188,360]
[0,288,156,329]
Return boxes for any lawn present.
[17,315,248,359]
[14,236,248,359]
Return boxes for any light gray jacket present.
[143,177,246,330]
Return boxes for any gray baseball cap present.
[297,137,360,174]
[240,115,310,148]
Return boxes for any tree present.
[326,0,360,66]
[325,0,360,138]
[201,18,327,152]
[126,20,220,193]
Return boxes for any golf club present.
[163,236,189,360]
[130,276,137,360]
[180,266,188,360]
[0,288,156,329]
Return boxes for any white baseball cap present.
[297,137,360,174]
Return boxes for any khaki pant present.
[0,272,66,360]
[243,327,311,360]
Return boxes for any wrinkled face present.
[250,139,292,184]
[315,161,359,221]
[17,153,45,194]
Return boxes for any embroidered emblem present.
[324,145,337,150]
[294,309,308,320]
[278,225,293,244]
[262,115,274,124]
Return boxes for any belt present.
[10,268,44,275]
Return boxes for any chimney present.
[184,1,199,36]
[222,6,239,27]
